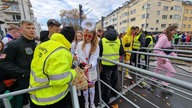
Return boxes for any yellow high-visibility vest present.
[146,35,154,48]
[101,38,120,66]
[133,33,142,49]
[29,33,76,106]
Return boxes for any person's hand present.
[84,64,92,70]
[73,55,77,60]
[162,59,166,64]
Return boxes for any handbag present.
[72,64,88,90]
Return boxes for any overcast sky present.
[30,0,126,30]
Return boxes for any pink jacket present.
[154,34,177,63]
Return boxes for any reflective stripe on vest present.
[102,38,120,66]
[31,70,73,83]
[146,35,154,48]
[133,33,141,49]
[31,88,69,102]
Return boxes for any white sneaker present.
[90,104,96,108]
[125,75,132,79]
[85,103,89,108]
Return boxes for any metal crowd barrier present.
[0,84,79,108]
[97,49,192,108]
[98,57,192,108]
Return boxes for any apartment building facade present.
[0,0,41,38]
[98,0,189,33]
[181,1,192,32]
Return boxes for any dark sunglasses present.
[84,34,93,38]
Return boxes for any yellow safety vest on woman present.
[101,38,120,66]
[29,33,76,106]
[133,33,142,50]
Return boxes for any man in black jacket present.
[0,20,36,108]
[40,19,61,42]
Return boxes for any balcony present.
[4,18,20,24]
[3,8,20,13]
[28,1,32,7]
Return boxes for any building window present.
[184,17,187,21]
[183,24,186,28]
[162,15,167,19]
[150,28,154,30]
[174,6,181,11]
[188,24,191,28]
[161,24,166,28]
[142,4,150,10]
[185,9,188,13]
[122,20,128,24]
[157,11,160,15]
[156,20,159,23]
[188,17,192,21]
[130,9,136,14]
[12,14,21,21]
[142,24,145,28]
[10,4,19,11]
[163,6,168,11]
[170,15,172,19]
[155,28,158,31]
[130,17,136,22]
[142,24,148,28]
[158,2,161,6]
[190,10,192,14]
[173,14,181,19]
[142,13,149,19]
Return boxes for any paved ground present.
[107,62,192,108]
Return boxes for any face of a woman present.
[76,33,83,41]
[171,28,177,37]
[84,32,93,43]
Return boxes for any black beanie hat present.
[60,26,75,43]
[107,25,115,30]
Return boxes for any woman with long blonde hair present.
[76,29,99,108]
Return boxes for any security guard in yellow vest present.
[29,27,76,108]
[143,31,154,69]
[99,25,124,104]
[130,26,145,68]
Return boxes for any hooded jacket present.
[40,31,49,42]
[30,33,76,105]
[122,27,133,55]
[99,29,124,57]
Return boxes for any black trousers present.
[30,92,72,108]
[100,65,118,103]
[130,49,141,68]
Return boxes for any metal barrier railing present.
[0,84,79,108]
[97,56,192,108]
[141,47,192,54]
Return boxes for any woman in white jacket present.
[76,29,99,108]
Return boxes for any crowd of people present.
[0,18,183,108]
